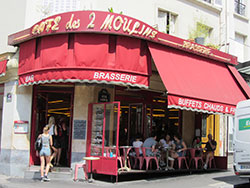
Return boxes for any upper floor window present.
[234,33,246,62]
[157,10,177,35]
[203,0,211,3]
[41,0,81,17]
[235,0,246,16]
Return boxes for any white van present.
[234,99,250,180]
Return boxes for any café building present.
[1,10,250,178]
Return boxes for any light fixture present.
[48,100,64,104]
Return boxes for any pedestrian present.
[36,126,52,182]
[47,116,59,167]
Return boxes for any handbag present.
[35,136,42,151]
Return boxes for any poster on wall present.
[14,120,29,134]
[73,120,86,139]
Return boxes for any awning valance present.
[0,60,7,77]
[148,42,250,115]
[18,34,151,88]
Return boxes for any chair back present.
[142,147,153,157]
[189,148,196,158]
[134,147,141,157]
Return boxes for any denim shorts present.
[40,147,51,157]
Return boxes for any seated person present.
[203,134,217,169]
[132,134,143,156]
[142,133,157,156]
[169,134,187,169]
[192,136,202,148]
[159,134,174,166]
[192,136,202,156]
[159,134,174,149]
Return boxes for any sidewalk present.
[0,158,248,188]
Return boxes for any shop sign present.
[182,41,211,55]
[169,96,236,115]
[93,72,137,83]
[30,11,158,40]
[239,118,250,131]
[9,11,237,65]
[14,120,29,134]
[98,89,110,103]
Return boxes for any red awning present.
[148,42,250,115]
[0,60,7,77]
[18,34,151,88]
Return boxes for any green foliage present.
[108,7,123,14]
[189,22,211,40]
[108,7,113,13]
[205,43,220,50]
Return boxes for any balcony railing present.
[235,0,246,16]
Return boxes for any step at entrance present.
[24,166,72,181]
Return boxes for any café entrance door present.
[128,103,144,144]
[30,86,74,166]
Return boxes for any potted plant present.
[189,22,210,45]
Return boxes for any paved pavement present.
[0,166,249,188]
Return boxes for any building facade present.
[0,0,249,177]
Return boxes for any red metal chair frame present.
[133,147,144,170]
[175,149,189,169]
[188,148,203,169]
[142,147,159,170]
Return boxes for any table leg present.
[166,150,169,169]
[88,160,93,183]
[124,150,128,168]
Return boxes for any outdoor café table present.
[83,156,100,183]
[163,146,172,170]
[118,146,132,172]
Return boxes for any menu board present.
[91,105,104,156]
[73,120,86,139]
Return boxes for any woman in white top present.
[37,126,53,182]
[132,135,143,155]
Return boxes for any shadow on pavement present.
[234,183,250,188]
[213,175,249,187]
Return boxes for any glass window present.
[104,103,119,157]
[41,0,81,17]
[235,33,246,63]
[90,103,119,157]
[203,0,212,3]
[157,10,177,35]
[202,115,207,138]
[235,0,246,16]
[215,0,222,5]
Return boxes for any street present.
[0,167,249,188]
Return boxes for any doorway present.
[30,85,74,167]
[128,103,144,145]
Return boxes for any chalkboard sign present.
[98,89,110,102]
[73,120,86,139]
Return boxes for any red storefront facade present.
[8,11,250,179]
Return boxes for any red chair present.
[188,148,203,169]
[208,155,216,169]
[176,149,189,169]
[133,147,144,170]
[120,147,132,168]
[74,163,88,181]
[117,149,124,168]
[142,147,159,170]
